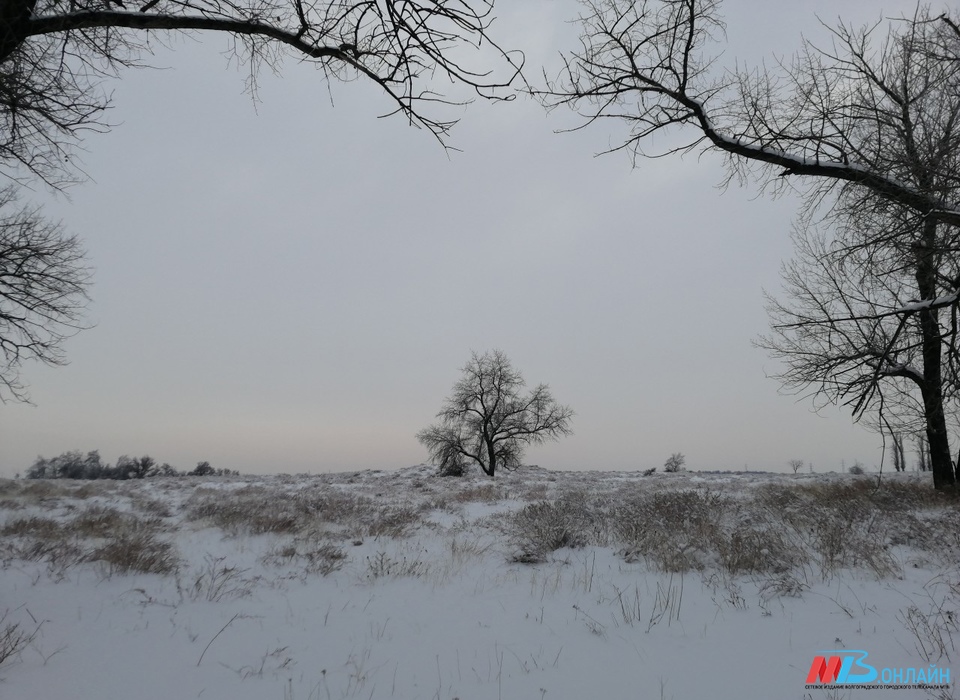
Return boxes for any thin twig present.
[197,613,240,667]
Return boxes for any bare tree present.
[663,452,685,472]
[916,436,930,472]
[0,0,523,187]
[547,1,960,488]
[891,433,906,472]
[788,459,803,475]
[756,206,954,470]
[0,184,89,401]
[417,350,573,477]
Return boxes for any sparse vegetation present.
[0,466,958,698]
[183,485,420,540]
[0,612,40,669]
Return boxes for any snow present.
[896,294,960,314]
[0,467,957,699]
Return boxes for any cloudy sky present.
[0,0,930,477]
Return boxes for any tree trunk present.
[484,438,497,477]
[915,220,957,490]
[0,0,36,63]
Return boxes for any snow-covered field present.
[0,467,958,700]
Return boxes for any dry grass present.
[130,496,174,518]
[184,486,300,535]
[261,537,347,576]
[364,550,428,579]
[183,485,420,539]
[71,505,164,538]
[507,490,606,562]
[0,611,40,670]
[502,477,959,579]
[1,504,176,578]
[88,531,179,576]
[181,555,254,601]
[2,471,956,587]
[613,489,727,572]
[1,516,66,539]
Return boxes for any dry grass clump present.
[364,550,428,579]
[504,479,931,579]
[507,490,605,563]
[261,537,347,576]
[184,486,301,535]
[7,480,64,507]
[447,483,509,504]
[130,496,174,518]
[757,481,904,578]
[88,531,179,576]
[515,482,550,502]
[180,555,254,601]
[0,516,84,575]
[71,505,164,538]
[615,489,727,573]
[713,520,805,576]
[184,485,421,539]
[4,539,87,576]
[291,488,420,538]
[61,483,102,500]
[2,516,66,539]
[2,505,176,578]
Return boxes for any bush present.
[190,461,215,476]
[507,492,601,562]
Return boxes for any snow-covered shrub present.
[507,491,599,562]
[364,551,428,579]
[714,522,804,576]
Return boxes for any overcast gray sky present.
[0,0,930,477]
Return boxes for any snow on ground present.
[0,467,958,700]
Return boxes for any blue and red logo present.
[805,649,950,688]
[806,650,877,684]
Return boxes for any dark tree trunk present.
[0,0,35,63]
[484,438,496,477]
[915,220,957,490]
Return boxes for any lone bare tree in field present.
[0,185,89,401]
[546,0,960,488]
[417,350,573,477]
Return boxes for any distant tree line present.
[24,451,237,480]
